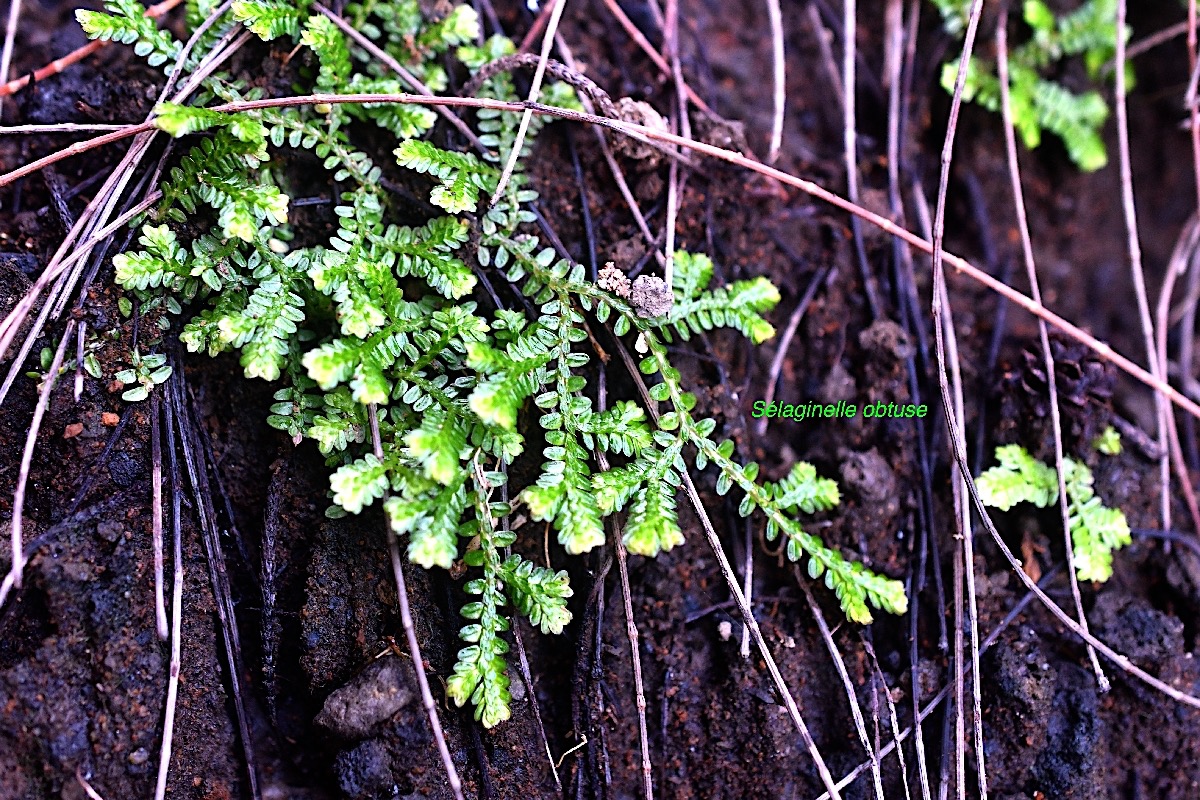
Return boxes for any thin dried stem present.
[592,341,653,797]
[75,767,110,800]
[610,337,843,800]
[312,2,488,154]
[596,0,712,114]
[799,576,884,800]
[173,374,260,800]
[367,404,465,800]
[662,0,689,290]
[154,383,184,800]
[0,190,161,405]
[860,636,912,800]
[0,0,241,369]
[7,318,75,591]
[151,394,168,640]
[804,3,844,109]
[995,10,1108,692]
[885,1,933,795]
[1154,217,1200,540]
[923,1,1200,727]
[841,0,880,319]
[552,38,663,261]
[0,0,185,98]
[765,0,785,162]
[491,0,567,201]
[609,502,654,800]
[0,123,131,133]
[1116,0,1173,534]
[0,121,155,189]
[0,0,20,118]
[73,323,84,400]
[1124,20,1189,62]
[10,90,1200,424]
[755,265,829,437]
[509,599,562,790]
[817,566,1062,800]
[928,1,988,796]
[155,388,184,800]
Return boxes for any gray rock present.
[316,655,414,740]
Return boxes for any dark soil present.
[4,1,1200,799]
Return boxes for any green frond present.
[301,14,352,91]
[976,444,1059,510]
[522,438,605,554]
[344,75,439,138]
[499,555,573,634]
[672,251,715,302]
[89,0,902,727]
[1063,458,1131,582]
[114,224,191,291]
[577,400,654,456]
[232,0,309,40]
[267,372,322,440]
[330,453,390,514]
[387,472,469,570]
[1093,425,1121,455]
[1031,81,1108,172]
[662,273,780,344]
[934,0,1124,171]
[416,4,479,54]
[448,478,514,728]
[381,217,476,299]
[404,406,468,485]
[395,139,498,213]
[764,462,841,514]
[977,445,1131,582]
[154,103,268,148]
[307,387,368,454]
[77,0,180,69]
[161,134,285,241]
[800,544,910,625]
[622,450,685,557]
[467,348,546,430]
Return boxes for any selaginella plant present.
[82,0,908,726]
[931,0,1128,171]
[977,444,1131,582]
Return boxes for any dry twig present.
[799,576,885,800]
[154,388,184,800]
[927,1,988,795]
[0,0,185,98]
[151,394,168,640]
[491,0,568,201]
[995,10,1108,693]
[609,336,844,800]
[11,91,1200,424]
[765,0,785,162]
[368,404,465,800]
[7,319,75,592]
